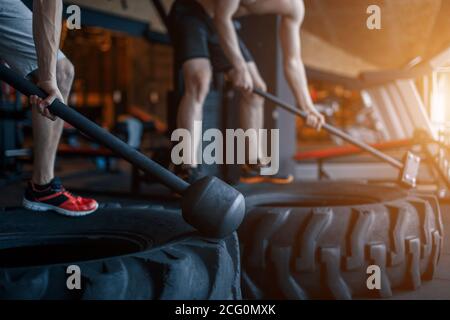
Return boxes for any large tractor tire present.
[0,205,241,300]
[237,182,444,300]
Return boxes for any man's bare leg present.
[31,57,74,185]
[238,62,267,163]
[177,58,212,168]
[238,62,293,184]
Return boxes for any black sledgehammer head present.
[182,176,246,238]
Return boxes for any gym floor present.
[1,157,449,300]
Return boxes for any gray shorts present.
[0,0,66,77]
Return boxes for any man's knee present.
[56,58,75,86]
[185,69,211,104]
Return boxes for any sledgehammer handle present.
[0,65,190,193]
[253,88,404,169]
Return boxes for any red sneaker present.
[23,178,98,217]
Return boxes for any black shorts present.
[168,0,254,72]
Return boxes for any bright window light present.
[431,69,450,130]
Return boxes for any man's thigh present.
[183,58,212,76]
[182,58,212,92]
[0,0,65,77]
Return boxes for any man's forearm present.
[284,59,314,110]
[214,18,247,70]
[32,0,63,86]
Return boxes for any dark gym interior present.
[1,0,450,302]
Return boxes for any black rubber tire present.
[237,182,444,300]
[0,205,241,300]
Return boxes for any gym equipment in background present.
[254,89,421,188]
[0,76,31,186]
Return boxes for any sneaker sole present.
[22,198,99,217]
[240,175,295,185]
[239,176,266,184]
[263,175,295,185]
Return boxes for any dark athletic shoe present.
[240,164,294,185]
[23,178,98,217]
